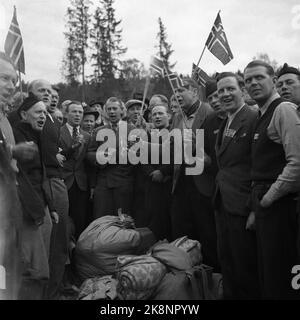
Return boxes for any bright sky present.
[0,0,300,84]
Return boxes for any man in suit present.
[60,101,90,239]
[170,77,219,270]
[203,81,227,191]
[214,72,260,299]
[86,97,136,218]
[0,52,33,300]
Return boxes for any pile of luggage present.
[74,213,222,300]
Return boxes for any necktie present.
[222,117,230,143]
[72,126,78,140]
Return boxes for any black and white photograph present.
[0,0,300,304]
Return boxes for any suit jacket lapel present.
[61,125,73,148]
[217,105,247,157]
[191,102,206,132]
[215,117,227,156]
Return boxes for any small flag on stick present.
[205,12,233,65]
[150,55,165,76]
[5,6,25,74]
[168,72,183,90]
[192,63,211,89]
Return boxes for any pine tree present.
[62,0,92,98]
[91,0,127,82]
[62,7,81,86]
[156,17,176,72]
[119,58,147,80]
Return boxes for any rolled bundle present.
[172,236,202,266]
[116,254,167,300]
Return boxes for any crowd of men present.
[0,49,300,300]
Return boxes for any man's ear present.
[20,110,27,121]
[272,76,278,86]
[191,86,199,98]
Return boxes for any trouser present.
[215,199,260,299]
[44,178,69,300]
[68,181,89,239]
[93,182,133,218]
[0,178,22,300]
[144,178,172,241]
[18,207,52,300]
[171,174,219,271]
[0,226,22,300]
[252,184,300,299]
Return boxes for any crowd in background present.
[0,50,300,300]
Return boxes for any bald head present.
[28,79,53,112]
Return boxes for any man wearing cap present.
[214,72,260,299]
[125,99,151,130]
[171,77,219,270]
[276,63,300,113]
[14,95,58,299]
[59,101,90,239]
[81,105,99,134]
[89,100,105,127]
[277,64,300,217]
[244,60,300,299]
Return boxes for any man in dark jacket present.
[170,77,219,270]
[141,105,173,240]
[29,79,69,300]
[214,72,260,299]
[60,101,90,239]
[0,52,37,300]
[87,97,135,218]
[14,96,57,299]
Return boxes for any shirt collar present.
[66,122,80,134]
[109,119,123,129]
[227,103,245,122]
[260,92,280,116]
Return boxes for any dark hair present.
[0,51,15,68]
[52,85,60,93]
[65,100,83,113]
[181,77,200,93]
[244,60,275,77]
[216,72,245,89]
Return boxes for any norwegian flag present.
[168,72,183,90]
[192,63,211,88]
[5,6,25,74]
[205,12,233,65]
[150,55,165,76]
